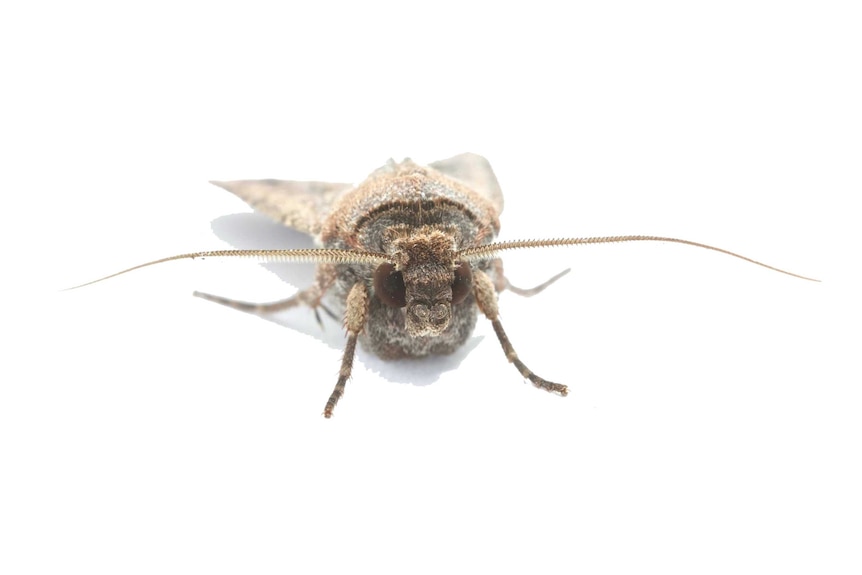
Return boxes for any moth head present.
[374,228,473,337]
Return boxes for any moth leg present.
[192,290,308,313]
[324,281,369,418]
[192,264,337,316]
[505,268,571,297]
[490,259,570,297]
[473,270,568,396]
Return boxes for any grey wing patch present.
[430,153,504,215]
[210,179,353,236]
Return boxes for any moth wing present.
[210,179,354,236]
[430,153,504,215]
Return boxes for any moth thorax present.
[392,228,457,266]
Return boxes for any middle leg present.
[193,264,337,320]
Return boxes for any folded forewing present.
[210,179,354,236]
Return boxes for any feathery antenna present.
[63,248,392,290]
[65,234,818,291]
[457,235,819,282]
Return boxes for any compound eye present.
[374,262,406,308]
[451,261,473,304]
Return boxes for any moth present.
[70,153,817,417]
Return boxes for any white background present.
[2,1,860,573]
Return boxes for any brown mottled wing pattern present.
[429,153,504,215]
[210,179,354,236]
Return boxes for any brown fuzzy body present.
[322,158,501,358]
[213,154,506,360]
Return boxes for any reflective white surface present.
[3,2,858,573]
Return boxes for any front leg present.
[324,281,369,418]
[473,270,568,396]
